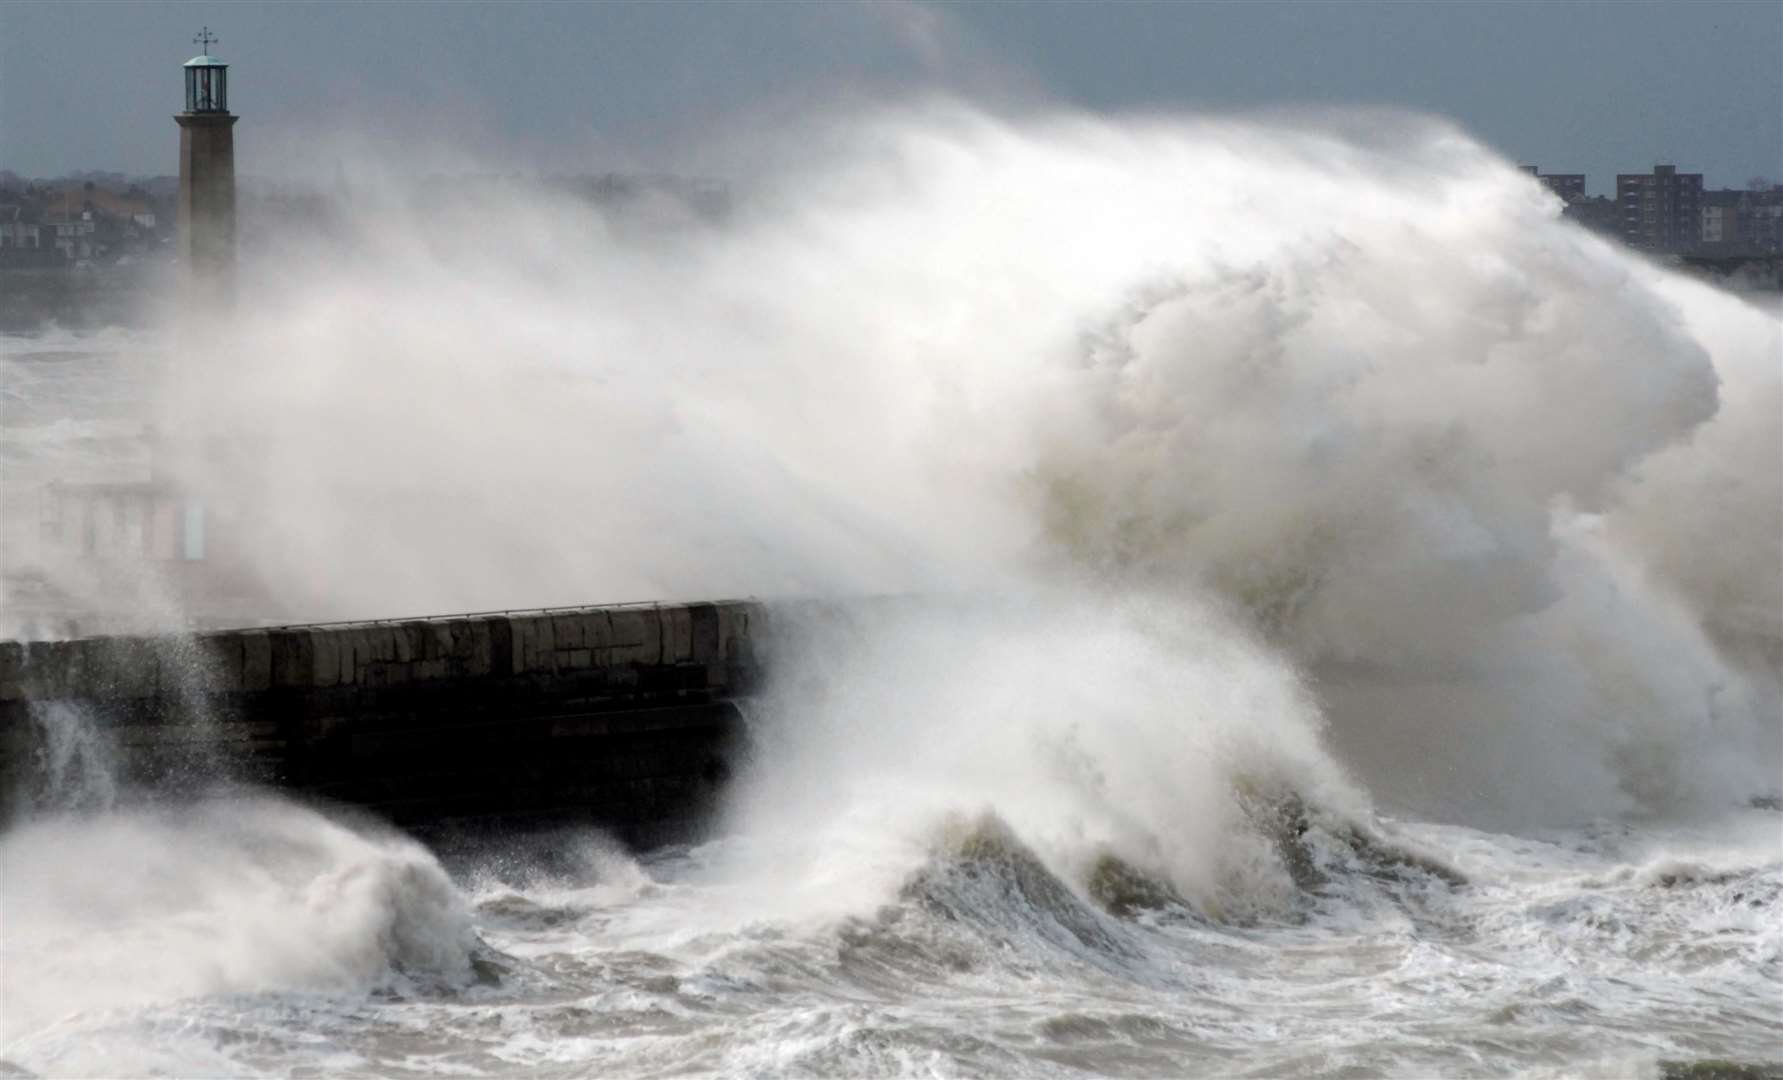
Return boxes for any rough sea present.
[2,105,1780,1078]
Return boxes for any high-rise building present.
[1563,196,1620,238]
[1520,166,1587,204]
[1616,165,1702,252]
[1733,186,1783,254]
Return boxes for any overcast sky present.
[2,1,1778,192]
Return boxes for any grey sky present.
[1,1,1778,191]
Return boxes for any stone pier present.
[0,600,764,842]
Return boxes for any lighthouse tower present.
[175,28,237,304]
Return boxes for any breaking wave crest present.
[4,105,1774,830]
[0,798,481,1052]
[1,100,1778,1076]
[716,591,1472,936]
[55,102,1760,830]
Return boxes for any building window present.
[183,501,206,561]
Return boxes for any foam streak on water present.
[3,799,1775,1078]
[0,103,1779,1077]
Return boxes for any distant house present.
[45,211,98,260]
[1695,186,1783,255]
[1702,190,1742,248]
[40,479,206,563]
[0,204,43,253]
[44,184,152,222]
[1737,187,1783,254]
[35,185,160,261]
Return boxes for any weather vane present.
[193,26,219,53]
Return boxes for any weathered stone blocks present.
[484,617,513,678]
[269,630,315,690]
[0,641,23,702]
[662,606,693,664]
[197,632,244,693]
[0,601,763,837]
[610,608,662,666]
[717,602,752,662]
[508,614,563,674]
[312,630,340,688]
[689,603,720,666]
[552,614,586,651]
[99,637,159,699]
[2,601,759,727]
[241,630,272,692]
[450,619,493,678]
[23,641,65,697]
[336,628,365,686]
[581,610,613,651]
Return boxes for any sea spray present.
[20,699,119,816]
[6,634,243,820]
[723,592,1370,925]
[0,797,480,1050]
[4,106,1775,840]
[0,100,1776,1078]
[91,103,1775,827]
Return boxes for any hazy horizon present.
[1,1,1778,192]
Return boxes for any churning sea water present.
[2,788,1777,1077]
[1,103,1779,1077]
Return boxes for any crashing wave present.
[0,797,484,1046]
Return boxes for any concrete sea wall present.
[0,600,764,841]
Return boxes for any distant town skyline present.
[1,1,1778,189]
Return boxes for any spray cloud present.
[7,100,1779,833]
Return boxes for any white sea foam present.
[0,798,478,1053]
[1,100,1778,1076]
[115,103,1780,827]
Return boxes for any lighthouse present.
[175,27,236,305]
